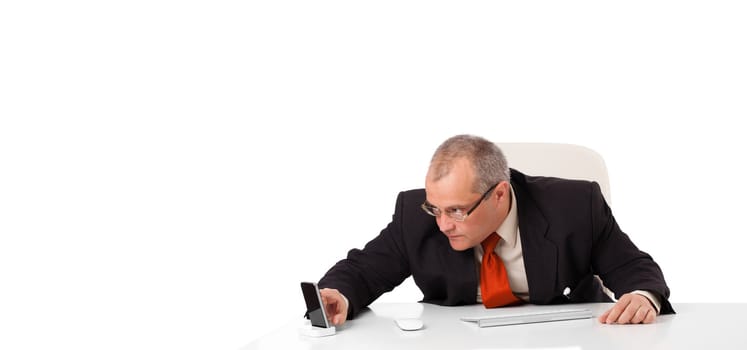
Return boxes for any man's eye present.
[448,208,465,215]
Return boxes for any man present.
[318,135,673,326]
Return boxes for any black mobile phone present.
[300,282,330,328]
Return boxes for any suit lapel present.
[512,174,559,304]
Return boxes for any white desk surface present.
[242,302,747,349]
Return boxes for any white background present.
[1,1,746,349]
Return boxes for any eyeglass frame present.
[420,182,500,222]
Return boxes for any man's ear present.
[495,181,510,203]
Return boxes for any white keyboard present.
[460,308,592,327]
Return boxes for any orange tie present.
[480,232,521,308]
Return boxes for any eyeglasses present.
[421,182,500,222]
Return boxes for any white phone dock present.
[298,321,336,337]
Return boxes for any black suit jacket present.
[319,169,674,318]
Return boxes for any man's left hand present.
[598,293,657,324]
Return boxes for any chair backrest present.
[497,143,611,203]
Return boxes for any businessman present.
[318,135,673,325]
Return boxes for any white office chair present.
[497,143,611,204]
[499,142,616,300]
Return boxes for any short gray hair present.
[428,134,510,193]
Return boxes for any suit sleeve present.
[589,182,675,314]
[318,191,411,319]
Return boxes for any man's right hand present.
[319,288,348,326]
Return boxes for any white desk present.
[242,303,746,349]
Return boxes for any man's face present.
[424,158,510,251]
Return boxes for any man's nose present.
[436,214,456,232]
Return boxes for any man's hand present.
[319,288,348,326]
[598,293,657,324]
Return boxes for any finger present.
[319,288,336,298]
[616,303,641,324]
[630,306,645,324]
[320,293,335,308]
[604,299,630,324]
[618,303,646,324]
[324,302,334,317]
[644,308,656,324]
[635,307,653,324]
[605,307,621,324]
[324,300,339,319]
[319,290,337,319]
[597,309,611,323]
[320,288,347,325]
[320,289,339,310]
[631,301,657,324]
[330,303,347,325]
[319,289,333,304]
[621,293,658,324]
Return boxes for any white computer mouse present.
[394,318,424,331]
